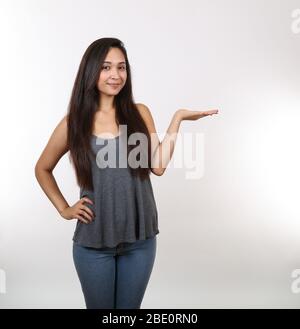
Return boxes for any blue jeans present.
[72,236,157,309]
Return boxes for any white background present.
[0,0,300,308]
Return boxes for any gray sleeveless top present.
[72,132,159,248]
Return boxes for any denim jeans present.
[72,236,157,309]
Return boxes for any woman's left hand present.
[177,109,219,121]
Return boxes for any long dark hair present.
[66,37,152,191]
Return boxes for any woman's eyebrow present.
[103,61,126,64]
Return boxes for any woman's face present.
[97,47,127,95]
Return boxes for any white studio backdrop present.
[0,0,300,308]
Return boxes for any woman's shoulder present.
[135,102,149,111]
[135,103,152,118]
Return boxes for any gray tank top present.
[72,132,159,248]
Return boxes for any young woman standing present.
[34,37,218,309]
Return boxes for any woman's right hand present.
[60,197,95,224]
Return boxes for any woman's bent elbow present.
[151,168,165,176]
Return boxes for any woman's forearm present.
[34,167,70,215]
[151,111,182,176]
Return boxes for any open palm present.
[178,109,219,121]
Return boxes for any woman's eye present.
[102,66,126,70]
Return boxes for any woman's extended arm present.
[136,103,218,176]
[34,115,94,224]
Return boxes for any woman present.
[34,37,218,309]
